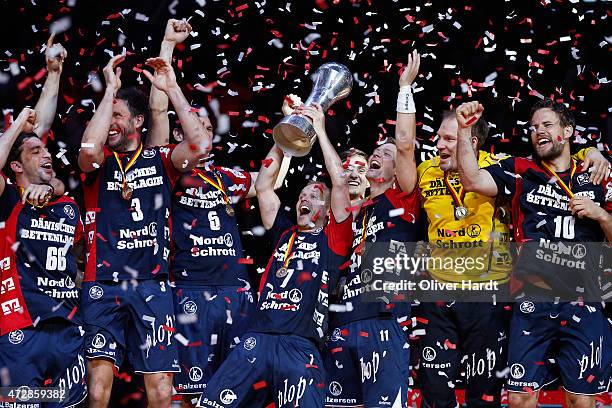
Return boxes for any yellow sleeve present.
[573,147,594,161]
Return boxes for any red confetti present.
[238,258,254,264]
[252,380,267,390]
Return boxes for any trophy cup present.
[273,62,353,157]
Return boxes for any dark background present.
[0,0,610,405]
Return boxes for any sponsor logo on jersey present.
[189,366,204,382]
[510,363,525,379]
[89,285,104,299]
[243,336,257,351]
[422,347,436,362]
[8,330,24,345]
[183,300,197,315]
[519,301,535,313]
[329,381,342,396]
[277,376,306,407]
[219,389,237,404]
[92,333,106,349]
[142,149,156,158]
[64,205,76,219]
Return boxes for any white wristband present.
[396,85,416,114]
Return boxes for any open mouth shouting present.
[299,204,312,216]
[40,161,53,174]
[369,158,381,170]
[536,137,552,149]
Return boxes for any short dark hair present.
[116,87,148,119]
[529,98,575,129]
[340,148,368,163]
[442,109,490,149]
[3,132,38,180]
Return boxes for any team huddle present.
[0,19,610,408]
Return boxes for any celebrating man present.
[78,54,207,408]
[0,108,87,407]
[456,99,611,408]
[197,103,352,407]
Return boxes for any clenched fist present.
[456,101,484,129]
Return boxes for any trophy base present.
[273,116,317,157]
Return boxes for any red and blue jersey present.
[331,185,421,328]
[170,165,252,286]
[485,157,611,243]
[0,181,83,335]
[251,210,352,346]
[82,145,181,282]
[485,157,611,294]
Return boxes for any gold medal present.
[122,183,133,200]
[113,144,143,202]
[454,205,468,220]
[226,204,235,217]
[276,267,288,278]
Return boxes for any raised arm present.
[395,50,420,194]
[143,57,207,172]
[147,19,192,148]
[456,101,499,197]
[299,103,350,223]
[0,108,37,195]
[33,34,67,138]
[255,145,284,230]
[78,54,125,173]
[246,95,299,198]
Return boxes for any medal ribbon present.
[113,143,143,192]
[196,170,231,206]
[19,186,50,208]
[540,159,576,199]
[280,230,298,270]
[443,171,466,209]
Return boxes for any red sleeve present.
[604,177,612,213]
[158,144,182,185]
[324,212,353,257]
[385,185,421,223]
[216,166,252,202]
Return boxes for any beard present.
[534,140,564,161]
[109,126,135,152]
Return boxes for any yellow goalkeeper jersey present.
[417,151,512,284]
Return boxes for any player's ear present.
[133,114,145,130]
[563,125,573,140]
[172,128,184,142]
[9,160,23,175]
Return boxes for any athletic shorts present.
[324,318,410,408]
[81,279,179,373]
[172,285,255,395]
[0,319,87,408]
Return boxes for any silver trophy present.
[273,63,353,157]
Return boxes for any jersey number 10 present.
[553,215,575,239]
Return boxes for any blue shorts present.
[0,319,87,408]
[507,301,611,395]
[197,332,325,408]
[172,285,255,395]
[81,279,180,373]
[417,302,510,408]
[324,318,410,408]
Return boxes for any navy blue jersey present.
[171,166,252,286]
[331,185,421,328]
[485,157,611,242]
[0,181,83,334]
[486,157,611,295]
[250,210,352,346]
[83,145,181,281]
